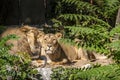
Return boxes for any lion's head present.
[41,33,62,55]
[20,25,44,53]
[20,25,45,58]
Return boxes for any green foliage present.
[107,25,120,63]
[51,64,120,80]
[59,14,110,27]
[0,35,40,80]
[70,64,120,80]
[110,25,120,36]
[63,26,110,54]
[0,34,19,47]
[51,67,82,80]
[51,0,120,55]
[0,0,120,79]
[53,0,120,27]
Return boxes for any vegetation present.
[50,0,120,80]
[0,0,120,80]
[50,0,120,58]
[51,64,120,80]
[0,34,40,80]
[108,25,120,63]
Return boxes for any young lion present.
[40,33,96,65]
[39,33,70,65]
[1,25,46,67]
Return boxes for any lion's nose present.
[47,44,52,47]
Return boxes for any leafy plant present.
[51,67,82,80]
[107,25,120,63]
[51,64,120,80]
[50,0,120,55]
[0,34,40,80]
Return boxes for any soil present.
[44,53,114,68]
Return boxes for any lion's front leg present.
[31,56,47,68]
[48,58,69,65]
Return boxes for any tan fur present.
[40,33,69,65]
[63,45,96,62]
[41,33,96,65]
[1,26,31,55]
[20,25,44,57]
[1,25,46,67]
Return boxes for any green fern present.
[110,25,120,36]
[106,25,120,63]
[0,35,39,80]
[53,0,120,26]
[51,64,120,80]
[51,0,120,55]
[59,26,110,54]
[58,14,111,27]
[62,0,99,16]
[70,64,120,80]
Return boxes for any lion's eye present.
[44,38,47,41]
[39,34,42,37]
[53,39,56,41]
[53,38,56,40]
[53,39,57,43]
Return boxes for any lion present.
[20,25,44,58]
[40,33,96,65]
[1,25,46,67]
[38,33,70,65]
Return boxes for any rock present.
[36,68,52,80]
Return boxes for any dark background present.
[0,0,53,26]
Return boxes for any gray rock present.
[36,68,52,80]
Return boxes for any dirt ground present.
[44,53,114,68]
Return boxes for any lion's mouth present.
[45,50,53,54]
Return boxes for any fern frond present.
[102,0,119,8]
[65,26,109,36]
[51,64,120,80]
[104,6,119,17]
[58,14,111,28]
[52,18,62,27]
[110,25,120,36]
[0,35,38,79]
[62,0,99,14]
[60,26,110,53]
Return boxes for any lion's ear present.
[20,25,32,32]
[55,33,62,39]
[37,32,45,42]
